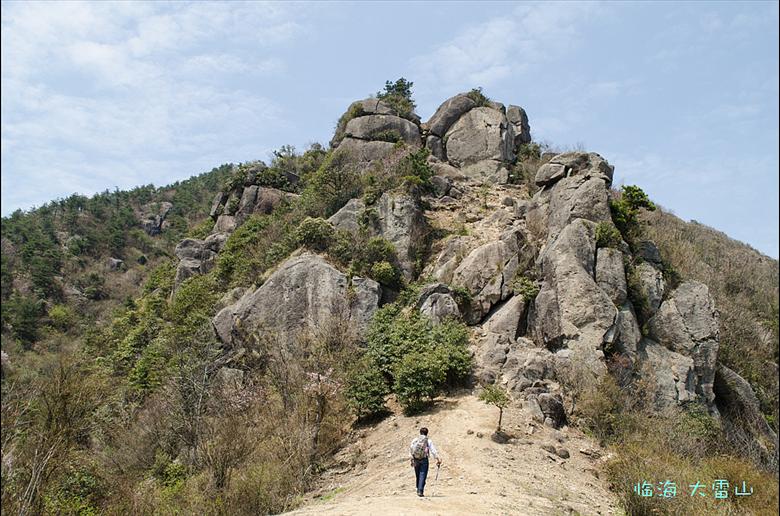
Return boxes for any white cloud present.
[410,2,600,95]
[1,1,308,214]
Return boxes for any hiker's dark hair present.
[420,427,428,435]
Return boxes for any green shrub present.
[345,357,389,420]
[366,303,472,393]
[595,222,623,249]
[369,129,403,143]
[610,185,656,247]
[466,87,490,107]
[255,166,291,191]
[48,303,76,332]
[377,77,416,119]
[357,208,379,231]
[187,218,214,239]
[393,352,446,413]
[363,237,396,265]
[396,147,433,194]
[296,217,335,252]
[516,142,542,161]
[512,274,540,301]
[478,384,510,431]
[5,294,44,346]
[369,261,399,287]
[329,229,357,266]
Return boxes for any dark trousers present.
[413,457,429,494]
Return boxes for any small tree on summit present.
[479,384,510,432]
[377,78,416,118]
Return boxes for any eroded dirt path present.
[286,393,620,516]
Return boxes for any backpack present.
[411,436,428,460]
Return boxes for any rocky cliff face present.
[168,92,770,446]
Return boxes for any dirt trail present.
[286,393,621,516]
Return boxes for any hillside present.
[1,80,778,515]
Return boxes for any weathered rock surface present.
[427,94,477,137]
[452,229,532,324]
[714,365,778,445]
[140,201,173,236]
[595,248,627,306]
[328,192,428,280]
[483,295,528,341]
[417,283,461,324]
[647,281,719,405]
[506,105,531,147]
[444,107,513,167]
[345,114,421,146]
[640,339,697,408]
[212,254,381,346]
[636,262,665,314]
[528,220,616,374]
[336,137,398,165]
[173,238,219,289]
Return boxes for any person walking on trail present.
[409,427,441,497]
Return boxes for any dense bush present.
[595,221,623,249]
[296,217,335,252]
[609,185,656,247]
[393,352,446,414]
[363,301,471,413]
[345,357,389,420]
[512,274,540,301]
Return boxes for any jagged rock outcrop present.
[415,283,461,324]
[328,191,429,280]
[173,233,227,290]
[212,253,381,347]
[140,201,173,236]
[646,281,719,406]
[422,93,532,183]
[595,248,627,306]
[452,229,532,324]
[444,107,514,167]
[714,365,778,451]
[331,98,422,166]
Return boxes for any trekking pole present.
[432,463,440,497]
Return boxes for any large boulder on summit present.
[647,281,719,404]
[212,253,381,347]
[344,114,421,146]
[330,97,395,148]
[426,94,477,138]
[444,107,513,167]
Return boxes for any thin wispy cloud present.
[1,1,307,212]
[410,1,600,103]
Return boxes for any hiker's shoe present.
[417,491,423,497]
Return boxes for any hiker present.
[409,427,441,497]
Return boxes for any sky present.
[1,1,778,258]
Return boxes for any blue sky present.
[2,1,778,257]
